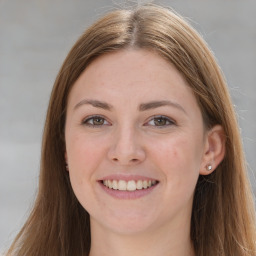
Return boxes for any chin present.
[90,209,162,236]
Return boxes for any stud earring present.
[207,164,212,171]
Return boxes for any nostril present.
[111,157,139,164]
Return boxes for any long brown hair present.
[7,4,256,256]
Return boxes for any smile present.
[101,179,158,191]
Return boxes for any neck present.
[89,218,195,256]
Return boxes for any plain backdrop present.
[1,0,256,253]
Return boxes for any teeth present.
[108,180,113,189]
[127,180,136,191]
[136,180,143,190]
[118,180,126,191]
[102,179,157,191]
[112,180,118,190]
[143,180,148,189]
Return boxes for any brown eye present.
[82,116,109,127]
[154,117,168,126]
[92,117,105,125]
[145,115,175,127]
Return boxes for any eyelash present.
[144,115,176,127]
[82,115,110,127]
[81,115,176,128]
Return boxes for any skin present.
[65,49,225,256]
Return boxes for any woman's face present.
[65,49,209,235]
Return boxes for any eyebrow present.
[74,99,186,114]
[139,100,187,114]
[74,99,113,111]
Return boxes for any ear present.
[200,125,226,175]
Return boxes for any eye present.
[145,115,176,127]
[82,115,110,127]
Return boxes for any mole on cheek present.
[173,151,178,157]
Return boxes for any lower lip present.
[98,181,159,199]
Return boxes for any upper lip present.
[99,174,159,182]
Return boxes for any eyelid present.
[144,115,176,127]
[81,115,111,126]
[81,114,176,128]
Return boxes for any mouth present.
[100,179,159,191]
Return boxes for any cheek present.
[149,134,203,193]
[152,135,202,171]
[67,133,106,171]
[65,133,105,198]
[66,134,107,208]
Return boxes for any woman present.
[7,4,256,256]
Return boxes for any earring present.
[66,163,69,171]
[207,164,212,171]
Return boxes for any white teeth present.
[108,180,113,189]
[136,180,143,190]
[112,180,118,190]
[127,180,136,191]
[143,180,148,189]
[102,179,157,191]
[118,180,126,190]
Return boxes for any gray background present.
[1,0,256,253]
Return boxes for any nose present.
[107,125,146,166]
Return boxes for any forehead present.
[68,49,200,115]
[80,49,187,89]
